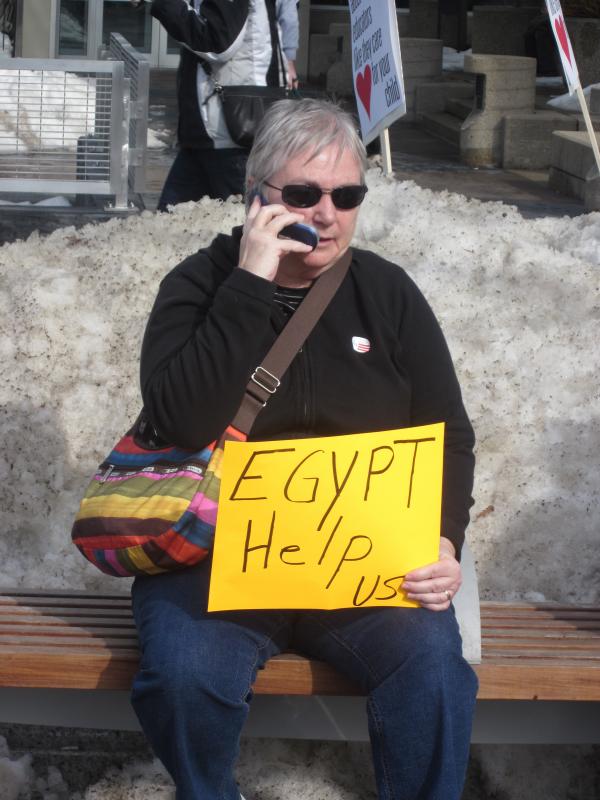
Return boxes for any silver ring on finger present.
[444,589,452,602]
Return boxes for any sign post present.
[545,0,600,174]
[348,0,406,174]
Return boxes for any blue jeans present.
[131,560,477,800]
[157,147,247,211]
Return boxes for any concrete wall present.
[310,7,410,38]
[461,54,537,166]
[19,0,54,58]
[566,17,600,89]
[471,5,539,57]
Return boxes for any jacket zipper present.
[299,344,312,428]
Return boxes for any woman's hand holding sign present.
[402,536,462,611]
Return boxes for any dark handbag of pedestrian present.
[71,252,351,578]
[216,84,332,150]
[203,41,330,149]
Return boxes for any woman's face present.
[263,143,363,286]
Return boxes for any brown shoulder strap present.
[231,248,352,433]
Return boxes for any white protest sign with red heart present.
[545,0,580,94]
[544,0,600,176]
[349,0,406,146]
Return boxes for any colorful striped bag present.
[71,251,351,578]
[71,415,245,577]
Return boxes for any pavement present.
[387,123,584,219]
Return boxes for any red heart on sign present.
[356,65,372,118]
[554,15,571,64]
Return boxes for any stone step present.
[415,78,475,118]
[503,111,577,170]
[420,111,462,147]
[446,97,474,120]
[441,72,478,90]
[549,130,600,212]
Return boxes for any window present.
[102,0,152,52]
[58,0,89,56]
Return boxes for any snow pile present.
[0,736,71,800]
[0,69,96,153]
[0,736,33,800]
[0,738,376,800]
[147,128,172,149]
[2,734,597,799]
[0,196,71,207]
[82,759,174,800]
[547,83,600,112]
[0,34,12,57]
[0,171,599,603]
[442,47,471,72]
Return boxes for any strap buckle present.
[251,366,281,396]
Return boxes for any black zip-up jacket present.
[140,229,475,554]
[151,0,281,149]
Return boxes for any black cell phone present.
[247,188,320,251]
[279,220,320,250]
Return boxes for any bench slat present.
[482,629,600,641]
[482,620,600,632]
[474,662,600,701]
[483,639,600,655]
[0,650,139,690]
[483,649,600,661]
[0,634,139,648]
[0,589,132,602]
[0,599,130,608]
[0,614,136,629]
[0,605,133,619]
[482,605,600,617]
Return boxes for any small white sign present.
[545,0,580,94]
[348,0,406,144]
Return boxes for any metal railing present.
[107,32,149,194]
[0,57,130,207]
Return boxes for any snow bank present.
[547,83,600,112]
[0,736,33,800]
[2,733,598,800]
[82,759,174,800]
[442,47,471,72]
[0,171,599,603]
[0,736,71,799]
[0,70,96,154]
[0,737,376,800]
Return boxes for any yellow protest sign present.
[208,423,444,612]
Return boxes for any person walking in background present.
[147,0,299,211]
[277,0,299,88]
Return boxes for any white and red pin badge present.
[352,336,371,353]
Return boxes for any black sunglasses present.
[263,180,368,210]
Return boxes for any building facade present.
[10,0,184,66]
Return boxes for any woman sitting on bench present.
[132,98,478,800]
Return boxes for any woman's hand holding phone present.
[239,193,318,283]
[248,190,319,250]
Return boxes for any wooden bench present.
[1,589,600,743]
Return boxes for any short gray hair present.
[245,98,368,193]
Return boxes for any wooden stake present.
[576,84,600,175]
[380,128,392,176]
